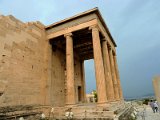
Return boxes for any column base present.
[65,104,77,108]
[110,100,121,104]
[96,102,111,111]
[97,102,110,107]
[108,98,116,102]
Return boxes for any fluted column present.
[109,48,119,100]
[102,39,115,101]
[113,54,123,100]
[90,25,108,104]
[65,33,76,105]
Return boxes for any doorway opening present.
[78,86,82,102]
[84,59,97,103]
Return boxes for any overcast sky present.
[0,0,160,98]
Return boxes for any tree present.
[92,90,98,102]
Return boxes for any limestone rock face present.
[0,15,49,106]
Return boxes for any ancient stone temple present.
[0,8,126,119]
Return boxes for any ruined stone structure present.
[0,8,125,119]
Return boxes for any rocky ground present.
[137,105,160,120]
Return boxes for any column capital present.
[102,38,112,48]
[109,48,116,56]
[102,37,107,42]
[109,47,116,56]
[64,32,72,37]
[89,25,100,31]
[113,52,117,56]
[112,50,116,56]
[108,46,112,51]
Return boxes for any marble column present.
[113,54,123,100]
[90,25,108,104]
[102,39,115,101]
[65,33,76,105]
[109,48,119,100]
[81,60,86,103]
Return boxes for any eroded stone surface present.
[0,15,49,106]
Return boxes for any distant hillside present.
[124,93,155,100]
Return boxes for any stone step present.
[51,106,115,119]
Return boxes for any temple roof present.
[46,7,116,47]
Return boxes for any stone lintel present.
[47,19,97,40]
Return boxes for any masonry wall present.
[74,58,83,103]
[51,49,65,107]
[0,15,49,106]
[50,48,84,106]
[0,15,86,107]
